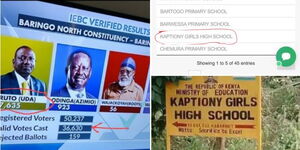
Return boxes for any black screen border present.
[40,0,150,23]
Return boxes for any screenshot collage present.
[0,0,299,150]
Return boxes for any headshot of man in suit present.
[0,45,46,96]
[52,51,96,99]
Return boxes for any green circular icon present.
[276,61,282,66]
[276,46,296,67]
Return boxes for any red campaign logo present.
[0,88,54,115]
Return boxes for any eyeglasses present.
[71,65,90,73]
[17,56,35,62]
[120,69,133,75]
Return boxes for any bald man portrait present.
[0,45,46,96]
[52,51,96,99]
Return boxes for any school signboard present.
[166,76,261,150]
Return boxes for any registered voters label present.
[151,0,299,75]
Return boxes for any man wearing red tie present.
[0,46,46,96]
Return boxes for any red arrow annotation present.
[92,122,129,133]
[172,121,187,127]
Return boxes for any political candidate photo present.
[102,51,149,101]
[0,36,53,96]
[51,44,106,99]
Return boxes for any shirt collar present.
[123,80,135,91]
[66,83,87,98]
[14,71,31,87]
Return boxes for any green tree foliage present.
[262,76,300,150]
[152,76,300,150]
[152,76,190,143]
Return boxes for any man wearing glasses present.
[0,46,46,96]
[103,57,143,101]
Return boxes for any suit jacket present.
[0,71,46,96]
[52,86,96,99]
